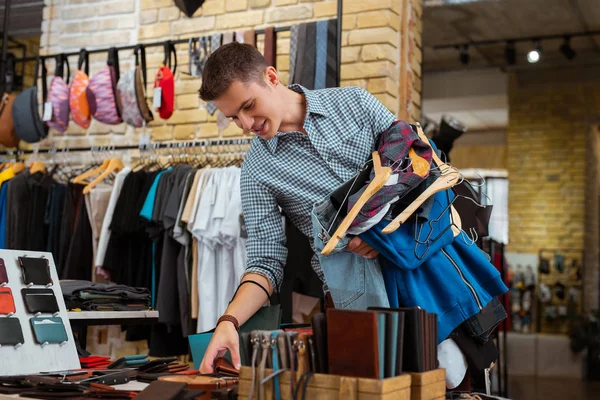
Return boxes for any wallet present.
[214,357,239,377]
[0,318,24,345]
[136,357,176,372]
[0,287,16,315]
[19,257,53,286]
[0,259,7,285]
[134,380,187,400]
[327,309,380,379]
[30,317,68,344]
[21,288,60,314]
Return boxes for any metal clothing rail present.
[0,138,255,158]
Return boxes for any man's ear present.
[264,66,279,87]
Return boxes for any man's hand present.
[347,237,379,259]
[199,321,241,374]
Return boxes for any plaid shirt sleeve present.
[240,166,288,291]
[358,88,396,141]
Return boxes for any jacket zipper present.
[441,248,483,310]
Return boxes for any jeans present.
[311,197,389,310]
[462,297,507,344]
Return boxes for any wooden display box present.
[408,369,446,400]
[239,366,412,400]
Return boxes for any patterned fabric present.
[314,20,328,90]
[289,25,299,83]
[87,66,121,125]
[347,120,432,229]
[206,33,223,116]
[241,84,396,290]
[117,68,144,128]
[47,77,70,133]
[70,70,91,129]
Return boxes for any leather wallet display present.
[0,318,24,345]
[0,259,7,285]
[327,309,380,379]
[0,287,16,315]
[108,354,150,369]
[21,288,59,314]
[30,317,68,344]
[19,257,53,286]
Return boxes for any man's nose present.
[238,113,254,131]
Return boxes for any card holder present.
[21,288,60,315]
[0,259,8,285]
[30,317,68,345]
[0,287,16,315]
[0,318,24,346]
[19,257,53,286]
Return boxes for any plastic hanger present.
[321,151,391,255]
[82,158,124,195]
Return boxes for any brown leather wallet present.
[214,357,239,377]
[157,375,238,391]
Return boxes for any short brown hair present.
[199,42,269,101]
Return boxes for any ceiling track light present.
[505,40,516,66]
[559,36,577,60]
[458,44,470,65]
[527,40,542,64]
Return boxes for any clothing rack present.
[0,138,255,161]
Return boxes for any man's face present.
[213,77,281,141]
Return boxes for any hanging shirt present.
[95,166,131,274]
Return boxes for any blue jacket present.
[360,189,508,343]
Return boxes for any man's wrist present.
[217,314,240,332]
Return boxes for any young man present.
[198,42,396,373]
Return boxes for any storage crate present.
[239,367,412,400]
[408,369,446,400]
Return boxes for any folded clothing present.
[61,280,151,311]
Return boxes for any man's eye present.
[244,102,254,110]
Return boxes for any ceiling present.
[422,0,600,72]
[0,0,44,38]
[421,0,600,133]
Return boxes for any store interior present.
[0,0,599,399]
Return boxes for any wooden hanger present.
[30,161,46,174]
[11,162,25,174]
[321,151,391,256]
[82,158,124,195]
[382,124,461,235]
[72,159,110,184]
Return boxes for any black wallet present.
[0,259,7,285]
[0,318,24,346]
[19,257,53,286]
[21,288,60,314]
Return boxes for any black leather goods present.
[0,259,7,285]
[135,380,186,400]
[19,257,53,286]
[0,318,24,345]
[21,288,59,314]
[12,57,49,143]
[311,313,328,373]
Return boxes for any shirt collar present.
[261,85,329,154]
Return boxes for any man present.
[198,42,396,373]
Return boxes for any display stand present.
[0,250,80,376]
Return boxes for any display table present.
[67,310,159,349]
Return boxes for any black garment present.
[293,22,316,89]
[57,183,82,276]
[6,171,47,250]
[63,185,93,281]
[326,19,338,88]
[45,182,67,258]
[280,218,323,324]
[27,173,53,251]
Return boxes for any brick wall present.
[37,0,423,147]
[508,69,600,311]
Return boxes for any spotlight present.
[559,36,576,60]
[505,40,516,65]
[527,41,542,63]
[459,44,470,65]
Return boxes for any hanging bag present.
[46,53,71,133]
[12,57,50,143]
[70,49,91,129]
[153,41,177,120]
[117,45,153,127]
[87,47,122,125]
[0,54,19,147]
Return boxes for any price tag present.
[152,87,162,109]
[42,102,53,121]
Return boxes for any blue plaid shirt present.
[240,84,396,291]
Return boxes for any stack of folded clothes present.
[80,356,112,370]
[60,280,151,311]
